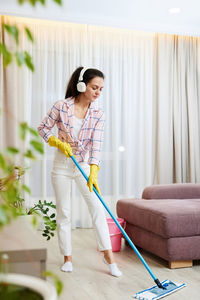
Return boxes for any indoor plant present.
[26,199,57,241]
[0,1,63,297]
[0,123,62,297]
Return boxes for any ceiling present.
[1,0,200,36]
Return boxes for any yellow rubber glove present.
[87,164,101,195]
[48,136,73,157]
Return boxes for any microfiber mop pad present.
[134,280,186,300]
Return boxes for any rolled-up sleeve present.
[38,102,60,142]
[88,112,105,166]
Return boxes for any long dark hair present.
[65,66,105,99]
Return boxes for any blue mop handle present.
[70,154,158,282]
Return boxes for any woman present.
[38,66,122,277]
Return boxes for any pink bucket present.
[106,218,125,252]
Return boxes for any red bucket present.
[106,218,125,252]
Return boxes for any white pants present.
[51,149,112,256]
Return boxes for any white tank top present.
[73,116,89,162]
[73,116,84,140]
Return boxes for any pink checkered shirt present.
[38,98,105,166]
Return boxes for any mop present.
[54,146,186,299]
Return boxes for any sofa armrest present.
[142,183,200,200]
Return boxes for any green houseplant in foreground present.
[0,122,63,296]
[0,122,44,229]
[0,122,57,240]
[0,0,63,297]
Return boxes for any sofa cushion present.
[142,183,200,200]
[117,198,200,238]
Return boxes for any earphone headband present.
[78,67,89,82]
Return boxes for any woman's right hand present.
[87,164,101,195]
[48,136,73,157]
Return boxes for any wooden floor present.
[37,229,200,300]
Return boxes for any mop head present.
[134,279,186,300]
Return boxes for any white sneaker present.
[61,261,73,272]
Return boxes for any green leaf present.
[4,24,19,45]
[0,153,7,169]
[18,0,37,6]
[42,271,63,296]
[53,0,62,5]
[24,51,34,72]
[38,0,45,4]
[15,51,25,66]
[18,0,62,6]
[3,52,12,66]
[28,127,39,137]
[29,0,37,5]
[0,207,8,225]
[30,140,44,154]
[42,233,48,237]
[43,201,56,208]
[24,149,36,160]
[25,27,34,43]
[19,122,28,140]
[0,43,12,67]
[6,147,19,154]
[47,236,50,240]
[50,213,55,218]
[22,184,31,194]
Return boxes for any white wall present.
[1,0,200,36]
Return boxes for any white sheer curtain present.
[1,16,200,228]
[154,34,200,183]
[87,27,156,213]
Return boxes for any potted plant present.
[0,123,63,298]
[0,254,62,300]
[0,272,57,300]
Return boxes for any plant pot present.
[36,215,45,231]
[0,273,57,300]
[19,214,43,230]
[19,215,35,227]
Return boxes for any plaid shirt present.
[38,98,105,166]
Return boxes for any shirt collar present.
[65,97,98,111]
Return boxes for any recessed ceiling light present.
[168,7,181,14]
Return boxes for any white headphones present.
[77,67,89,92]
